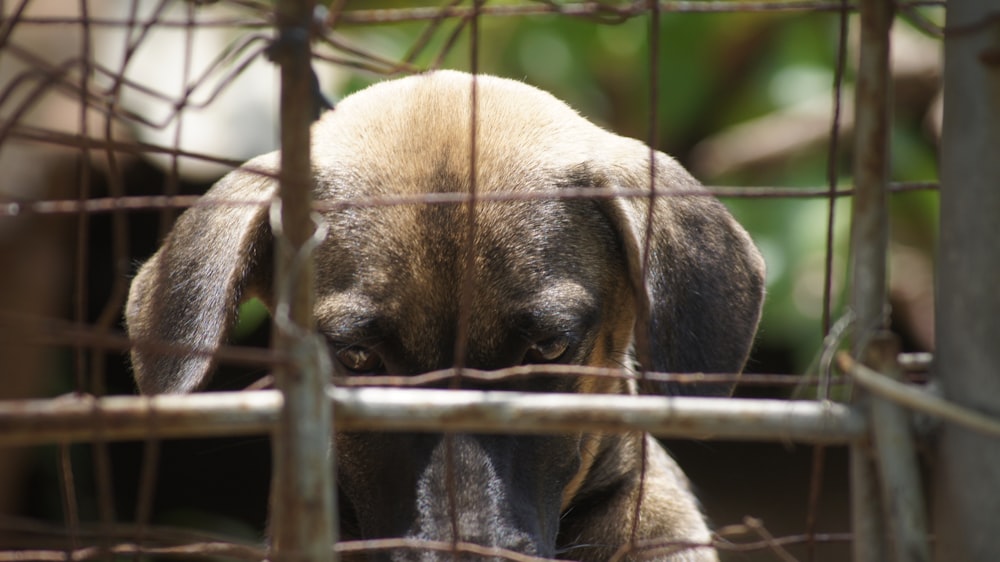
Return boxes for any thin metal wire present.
[623,1,663,556]
[809,0,854,555]
[334,1,946,24]
[0,181,940,219]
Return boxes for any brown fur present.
[126,71,765,561]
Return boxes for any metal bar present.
[331,1,946,24]
[843,354,1000,439]
[0,181,941,218]
[849,0,895,559]
[849,439,883,562]
[268,0,336,561]
[933,0,1000,559]
[850,3,892,337]
[0,391,867,446]
[863,335,931,562]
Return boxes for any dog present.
[125,70,765,561]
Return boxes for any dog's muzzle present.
[337,432,580,561]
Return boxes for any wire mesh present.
[0,1,965,561]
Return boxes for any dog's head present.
[126,71,764,560]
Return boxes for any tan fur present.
[126,71,765,561]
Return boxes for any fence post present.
[848,0,893,559]
[849,3,933,558]
[268,1,337,561]
[933,0,1000,559]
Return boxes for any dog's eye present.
[524,336,570,364]
[335,346,383,373]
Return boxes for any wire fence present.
[2,0,993,561]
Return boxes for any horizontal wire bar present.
[1,0,947,29]
[0,389,865,447]
[0,182,939,217]
[333,1,945,24]
[839,352,1000,439]
[0,542,266,562]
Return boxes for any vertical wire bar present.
[268,1,336,561]
[627,0,661,556]
[808,2,851,557]
[848,0,893,560]
[72,0,91,395]
[59,0,90,555]
[865,333,930,562]
[933,0,1000,558]
[80,3,121,557]
[820,0,850,337]
[850,5,933,557]
[851,0,892,336]
[444,3,486,553]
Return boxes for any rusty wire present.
[0,515,857,561]
[331,1,945,24]
[0,182,940,218]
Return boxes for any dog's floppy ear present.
[598,151,766,396]
[125,160,276,394]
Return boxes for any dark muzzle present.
[336,432,580,561]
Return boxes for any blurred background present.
[0,1,943,560]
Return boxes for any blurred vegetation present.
[309,1,943,376]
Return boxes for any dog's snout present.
[337,432,574,561]
[411,435,555,557]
